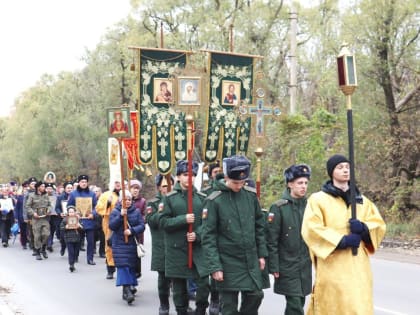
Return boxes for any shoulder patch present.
[166,190,178,198]
[207,190,222,200]
[275,199,288,207]
[243,185,257,193]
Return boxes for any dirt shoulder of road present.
[375,238,420,265]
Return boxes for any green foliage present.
[0,0,417,232]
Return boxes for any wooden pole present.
[254,147,264,199]
[186,115,194,268]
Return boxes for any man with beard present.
[67,175,98,265]
[55,181,73,255]
[266,164,312,315]
[96,179,122,279]
[23,177,38,255]
[26,181,51,260]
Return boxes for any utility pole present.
[289,3,298,114]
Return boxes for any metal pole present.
[346,95,357,255]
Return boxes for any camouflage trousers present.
[32,218,50,249]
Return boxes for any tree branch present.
[396,84,420,112]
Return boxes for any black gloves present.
[349,218,372,245]
[337,233,361,249]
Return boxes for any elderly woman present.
[109,190,145,305]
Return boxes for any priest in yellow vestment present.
[302,154,386,315]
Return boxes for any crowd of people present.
[0,153,387,315]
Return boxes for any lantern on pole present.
[337,42,358,256]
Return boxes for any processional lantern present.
[337,43,358,97]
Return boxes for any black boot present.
[41,245,48,259]
[177,311,188,315]
[195,305,207,315]
[35,249,42,260]
[122,286,134,304]
[32,249,38,256]
[69,264,75,272]
[130,286,137,294]
[209,299,220,315]
[106,265,115,279]
[159,295,170,315]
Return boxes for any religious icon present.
[178,77,200,105]
[43,171,56,184]
[66,215,79,229]
[222,80,241,106]
[107,107,131,138]
[154,78,173,103]
[75,197,92,218]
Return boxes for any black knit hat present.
[35,181,45,190]
[327,154,350,178]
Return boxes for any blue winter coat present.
[67,188,97,230]
[109,202,145,268]
[55,192,70,215]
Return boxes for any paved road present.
[0,231,419,315]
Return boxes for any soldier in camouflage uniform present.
[159,160,210,315]
[202,155,268,315]
[145,174,174,315]
[25,181,52,260]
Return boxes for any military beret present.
[9,181,17,186]
[176,160,199,176]
[45,182,55,189]
[223,155,251,180]
[28,177,37,184]
[77,174,89,182]
[284,164,311,183]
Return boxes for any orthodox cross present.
[208,132,218,149]
[141,131,151,150]
[157,138,168,156]
[238,132,249,151]
[225,138,235,156]
[248,98,274,137]
[174,132,185,151]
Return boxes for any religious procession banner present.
[203,51,255,162]
[123,111,141,170]
[133,47,189,174]
[108,137,121,186]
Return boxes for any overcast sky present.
[0,0,131,117]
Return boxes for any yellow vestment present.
[302,191,386,315]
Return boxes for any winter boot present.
[195,305,207,315]
[130,286,137,295]
[122,285,135,304]
[209,299,220,315]
[106,265,115,279]
[35,249,42,260]
[41,245,48,259]
[159,295,170,315]
[69,264,75,272]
